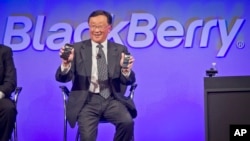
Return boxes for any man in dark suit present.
[0,45,17,141]
[56,10,137,141]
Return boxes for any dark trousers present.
[78,93,134,141]
[0,98,17,141]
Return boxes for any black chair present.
[59,83,137,141]
[10,87,22,141]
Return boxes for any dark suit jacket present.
[56,40,137,128]
[0,45,17,98]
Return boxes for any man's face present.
[89,15,111,43]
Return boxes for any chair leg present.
[14,122,17,141]
[9,122,17,141]
[64,119,67,141]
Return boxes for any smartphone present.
[122,53,131,68]
[60,43,73,60]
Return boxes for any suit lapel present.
[80,40,92,77]
[107,41,118,78]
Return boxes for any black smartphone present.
[122,53,131,68]
[60,43,73,60]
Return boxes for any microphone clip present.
[96,53,101,59]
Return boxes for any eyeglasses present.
[89,25,109,30]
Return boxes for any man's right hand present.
[59,46,74,68]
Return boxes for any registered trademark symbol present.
[236,41,245,49]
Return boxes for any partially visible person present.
[0,44,17,141]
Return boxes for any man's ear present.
[108,25,112,32]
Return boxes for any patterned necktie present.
[96,44,110,99]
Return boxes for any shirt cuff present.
[0,91,5,99]
[121,69,131,77]
[61,63,71,74]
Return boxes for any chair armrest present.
[59,86,70,110]
[13,87,22,104]
[59,86,70,97]
[129,83,138,99]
